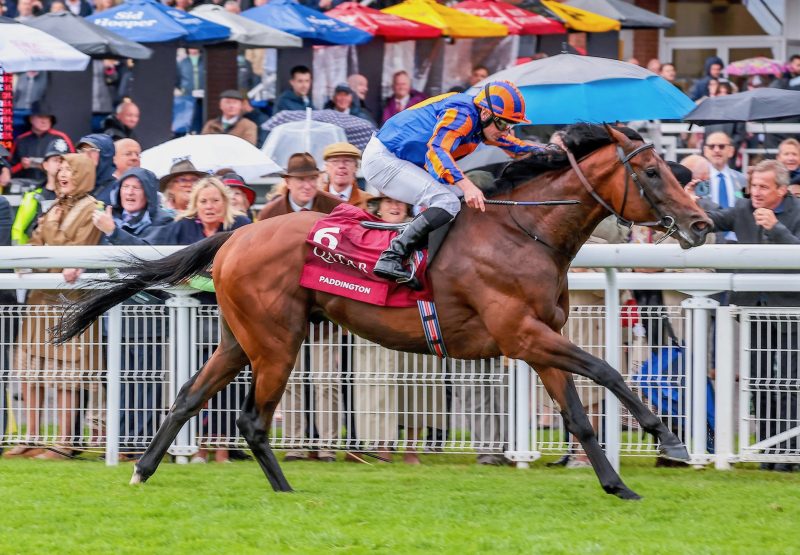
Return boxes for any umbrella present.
[453,0,565,35]
[25,12,152,59]
[563,0,674,29]
[88,0,231,44]
[726,56,786,77]
[475,53,694,124]
[190,5,301,48]
[383,0,508,39]
[683,88,800,124]
[140,135,282,182]
[262,118,348,169]
[326,2,441,43]
[241,0,372,46]
[261,109,377,151]
[0,16,90,72]
[540,0,619,32]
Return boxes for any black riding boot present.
[373,207,452,290]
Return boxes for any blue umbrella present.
[476,53,695,124]
[88,0,230,44]
[242,0,371,46]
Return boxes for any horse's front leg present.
[500,316,689,463]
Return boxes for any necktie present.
[718,173,729,208]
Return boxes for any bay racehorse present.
[55,124,711,500]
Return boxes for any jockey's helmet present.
[473,81,530,125]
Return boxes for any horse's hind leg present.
[538,367,640,500]
[237,379,293,492]
[131,319,248,485]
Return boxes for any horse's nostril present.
[691,220,710,233]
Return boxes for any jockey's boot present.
[373,207,452,290]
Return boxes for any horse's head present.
[588,125,711,248]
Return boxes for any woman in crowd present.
[7,154,103,459]
[155,176,250,463]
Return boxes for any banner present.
[0,68,13,153]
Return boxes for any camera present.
[694,180,710,197]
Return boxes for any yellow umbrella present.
[383,0,508,38]
[541,0,620,32]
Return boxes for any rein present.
[563,142,678,243]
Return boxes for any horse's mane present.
[481,124,643,198]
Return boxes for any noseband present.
[564,142,678,243]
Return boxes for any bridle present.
[564,141,679,243]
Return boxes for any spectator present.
[158,159,207,214]
[219,171,256,219]
[660,63,680,89]
[257,153,342,462]
[626,57,640,66]
[90,168,174,458]
[274,65,314,113]
[347,73,374,120]
[466,65,489,88]
[771,54,800,92]
[703,131,746,217]
[9,104,73,181]
[223,0,239,13]
[14,0,41,20]
[320,142,371,209]
[173,0,192,11]
[698,160,800,471]
[0,150,10,190]
[112,138,142,180]
[48,0,66,11]
[176,48,206,133]
[381,70,425,124]
[201,89,258,146]
[689,55,724,100]
[776,138,800,197]
[11,149,61,245]
[323,84,375,124]
[646,58,661,74]
[94,0,115,11]
[10,154,103,460]
[61,0,92,16]
[102,100,140,142]
[154,177,250,463]
[75,133,116,205]
[258,152,341,219]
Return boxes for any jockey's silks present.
[376,92,545,185]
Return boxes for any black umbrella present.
[683,88,800,124]
[25,12,152,59]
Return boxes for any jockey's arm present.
[486,133,550,159]
[423,107,473,185]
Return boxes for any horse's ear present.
[604,124,633,147]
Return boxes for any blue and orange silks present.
[376,92,543,186]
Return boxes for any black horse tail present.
[53,232,234,344]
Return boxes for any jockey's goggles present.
[482,83,517,132]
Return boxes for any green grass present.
[1,455,799,555]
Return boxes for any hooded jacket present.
[79,133,116,204]
[24,153,103,363]
[689,56,725,100]
[101,114,137,142]
[103,167,175,246]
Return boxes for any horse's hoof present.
[659,442,690,462]
[130,467,145,485]
[615,488,642,501]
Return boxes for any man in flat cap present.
[201,89,258,146]
[320,142,372,210]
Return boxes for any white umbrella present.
[141,135,283,182]
[0,17,90,72]
[190,5,301,48]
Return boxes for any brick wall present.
[633,0,661,64]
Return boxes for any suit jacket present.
[707,195,800,306]
[319,181,372,210]
[258,190,343,220]
[201,117,258,146]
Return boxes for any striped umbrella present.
[725,56,786,77]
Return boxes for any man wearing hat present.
[320,142,372,210]
[258,152,342,220]
[159,158,208,214]
[324,84,375,124]
[201,90,258,146]
[9,103,73,181]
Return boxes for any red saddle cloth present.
[300,204,433,307]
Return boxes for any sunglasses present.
[705,143,731,150]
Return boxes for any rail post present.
[166,291,200,463]
[604,268,621,472]
[105,304,122,467]
[714,305,735,470]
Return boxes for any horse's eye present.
[645,168,658,178]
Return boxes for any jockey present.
[361,80,557,288]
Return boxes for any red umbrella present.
[454,0,565,35]
[327,2,442,42]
